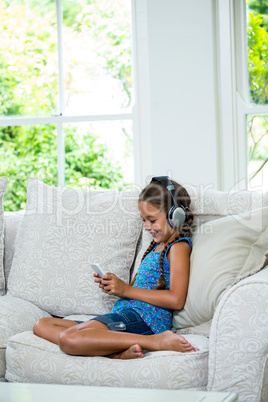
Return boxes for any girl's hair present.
[132,179,194,290]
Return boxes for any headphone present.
[151,176,186,228]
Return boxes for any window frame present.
[217,0,268,191]
[0,0,137,187]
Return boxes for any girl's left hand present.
[100,273,128,297]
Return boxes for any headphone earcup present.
[168,206,186,228]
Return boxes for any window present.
[0,0,134,211]
[246,1,268,190]
[216,0,268,192]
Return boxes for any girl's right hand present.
[93,272,103,288]
[100,273,128,297]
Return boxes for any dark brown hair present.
[133,179,194,290]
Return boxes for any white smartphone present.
[90,263,106,278]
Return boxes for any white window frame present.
[0,0,137,187]
[216,0,268,191]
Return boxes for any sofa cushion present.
[7,178,142,316]
[0,294,51,380]
[173,206,268,329]
[6,330,208,389]
[131,186,268,278]
[186,185,268,217]
[0,177,8,296]
[3,211,24,290]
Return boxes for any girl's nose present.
[144,220,151,231]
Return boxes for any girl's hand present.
[93,272,103,284]
[100,273,128,297]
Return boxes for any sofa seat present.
[0,294,51,381]
[5,329,209,389]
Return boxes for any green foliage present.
[248,0,268,31]
[0,0,127,211]
[247,6,268,179]
[248,12,268,104]
[0,124,58,210]
[64,126,123,190]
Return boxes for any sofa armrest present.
[207,267,268,401]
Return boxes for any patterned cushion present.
[132,186,268,334]
[186,185,268,216]
[3,212,24,291]
[6,330,209,388]
[0,177,8,296]
[0,294,51,380]
[132,186,268,277]
[7,178,142,316]
[173,207,268,329]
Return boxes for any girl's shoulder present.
[166,237,192,254]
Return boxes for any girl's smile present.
[138,201,176,245]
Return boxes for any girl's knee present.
[58,329,79,355]
[33,317,53,335]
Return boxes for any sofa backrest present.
[131,185,268,276]
[3,185,268,291]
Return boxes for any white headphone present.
[151,176,186,228]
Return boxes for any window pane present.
[63,121,134,189]
[0,124,58,211]
[247,1,268,105]
[247,115,268,190]
[62,0,133,115]
[0,1,58,117]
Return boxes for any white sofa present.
[0,176,267,402]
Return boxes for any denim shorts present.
[80,308,154,335]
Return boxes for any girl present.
[33,177,198,359]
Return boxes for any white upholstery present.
[208,268,268,401]
[6,330,209,389]
[3,211,24,290]
[7,178,142,316]
[0,294,51,380]
[1,180,267,401]
[173,207,268,329]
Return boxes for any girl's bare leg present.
[33,317,79,345]
[33,318,199,358]
[57,321,198,357]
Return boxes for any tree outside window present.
[0,0,133,211]
[247,0,268,189]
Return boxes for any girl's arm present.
[98,241,191,311]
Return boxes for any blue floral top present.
[112,237,192,334]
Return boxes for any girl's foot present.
[159,331,199,353]
[109,344,144,360]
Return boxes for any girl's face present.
[138,201,175,244]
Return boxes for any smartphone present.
[90,263,106,278]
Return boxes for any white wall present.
[135,0,220,189]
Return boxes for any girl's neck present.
[155,232,178,251]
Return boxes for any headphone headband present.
[151,176,178,208]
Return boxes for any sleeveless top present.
[112,237,192,334]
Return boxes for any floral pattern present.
[2,181,268,399]
[7,178,142,316]
[6,330,208,389]
[0,294,51,380]
[3,212,24,291]
[207,268,268,401]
